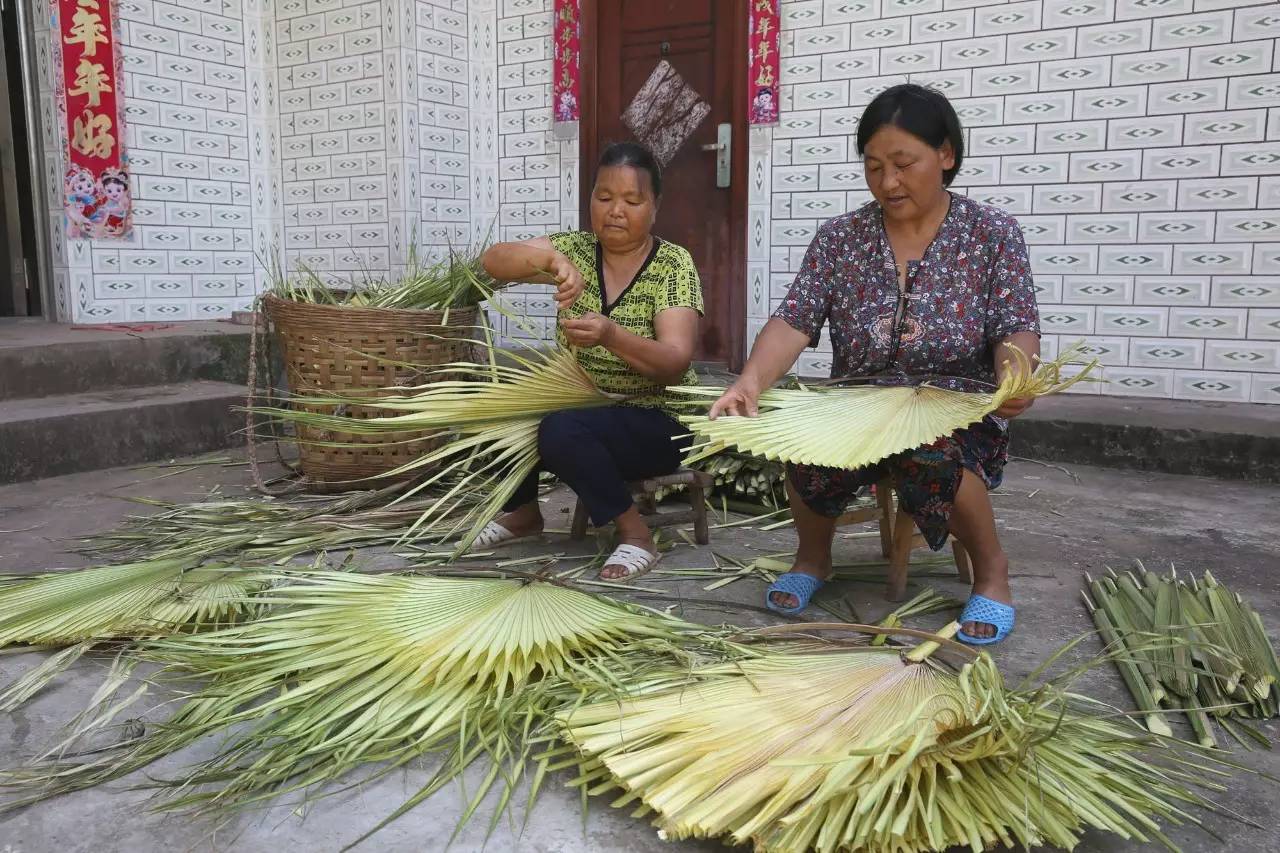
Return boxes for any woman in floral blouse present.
[710,84,1041,644]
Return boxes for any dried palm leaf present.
[0,554,269,647]
[675,345,1098,469]
[256,345,616,553]
[558,632,1234,853]
[0,574,700,845]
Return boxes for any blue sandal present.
[956,594,1015,645]
[765,572,825,615]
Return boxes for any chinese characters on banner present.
[552,0,581,131]
[748,0,780,126]
[55,0,132,240]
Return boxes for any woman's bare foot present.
[599,536,658,579]
[962,555,1012,640]
[599,506,655,579]
[494,501,544,539]
[768,560,832,609]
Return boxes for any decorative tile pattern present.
[765,0,1280,402]
[28,0,1280,402]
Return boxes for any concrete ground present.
[0,454,1277,853]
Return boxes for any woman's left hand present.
[993,397,1034,419]
[560,312,616,348]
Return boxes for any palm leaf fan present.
[0,573,698,845]
[0,554,269,647]
[674,344,1098,469]
[255,344,616,554]
[557,630,1236,853]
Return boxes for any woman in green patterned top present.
[477,142,704,580]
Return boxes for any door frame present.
[578,0,750,370]
[2,0,55,318]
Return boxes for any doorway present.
[580,0,748,369]
[1,1,46,318]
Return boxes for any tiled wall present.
[28,0,1280,405]
[765,0,1280,404]
[477,0,577,343]
[35,0,263,322]
[33,0,471,321]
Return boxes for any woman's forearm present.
[603,321,694,385]
[480,241,558,285]
[735,318,813,392]
[994,331,1042,382]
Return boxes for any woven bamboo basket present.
[263,293,478,490]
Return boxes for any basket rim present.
[262,291,482,322]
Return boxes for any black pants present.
[504,406,691,526]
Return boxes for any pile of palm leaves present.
[270,244,491,310]
[0,573,713,843]
[1085,564,1280,748]
[2,573,1256,852]
[550,622,1243,853]
[675,345,1098,469]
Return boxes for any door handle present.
[704,123,730,188]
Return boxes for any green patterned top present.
[549,230,704,411]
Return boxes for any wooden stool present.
[835,477,972,602]
[570,468,716,545]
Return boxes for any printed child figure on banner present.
[62,163,132,240]
[750,86,777,125]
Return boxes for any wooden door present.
[581,0,748,368]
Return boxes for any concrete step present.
[1014,395,1280,483]
[0,381,248,483]
[0,319,258,401]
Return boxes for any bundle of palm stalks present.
[270,245,492,310]
[697,451,787,507]
[1085,563,1280,748]
[674,345,1098,469]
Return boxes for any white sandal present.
[598,543,661,581]
[470,521,542,551]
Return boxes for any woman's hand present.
[992,331,1042,419]
[547,252,585,309]
[993,397,1034,419]
[560,312,616,348]
[708,380,761,419]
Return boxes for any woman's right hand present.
[547,252,586,310]
[708,380,761,419]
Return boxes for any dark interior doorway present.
[1,2,43,317]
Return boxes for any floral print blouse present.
[774,194,1040,392]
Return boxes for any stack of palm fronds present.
[674,345,1098,469]
[0,574,708,839]
[270,244,491,310]
[1085,564,1280,748]
[552,623,1239,853]
[0,567,1261,851]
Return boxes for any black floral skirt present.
[787,417,1009,550]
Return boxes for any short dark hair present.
[597,142,661,197]
[856,84,965,187]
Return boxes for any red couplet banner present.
[56,0,132,239]
[748,0,780,126]
[553,0,581,125]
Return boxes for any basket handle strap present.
[247,295,305,496]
